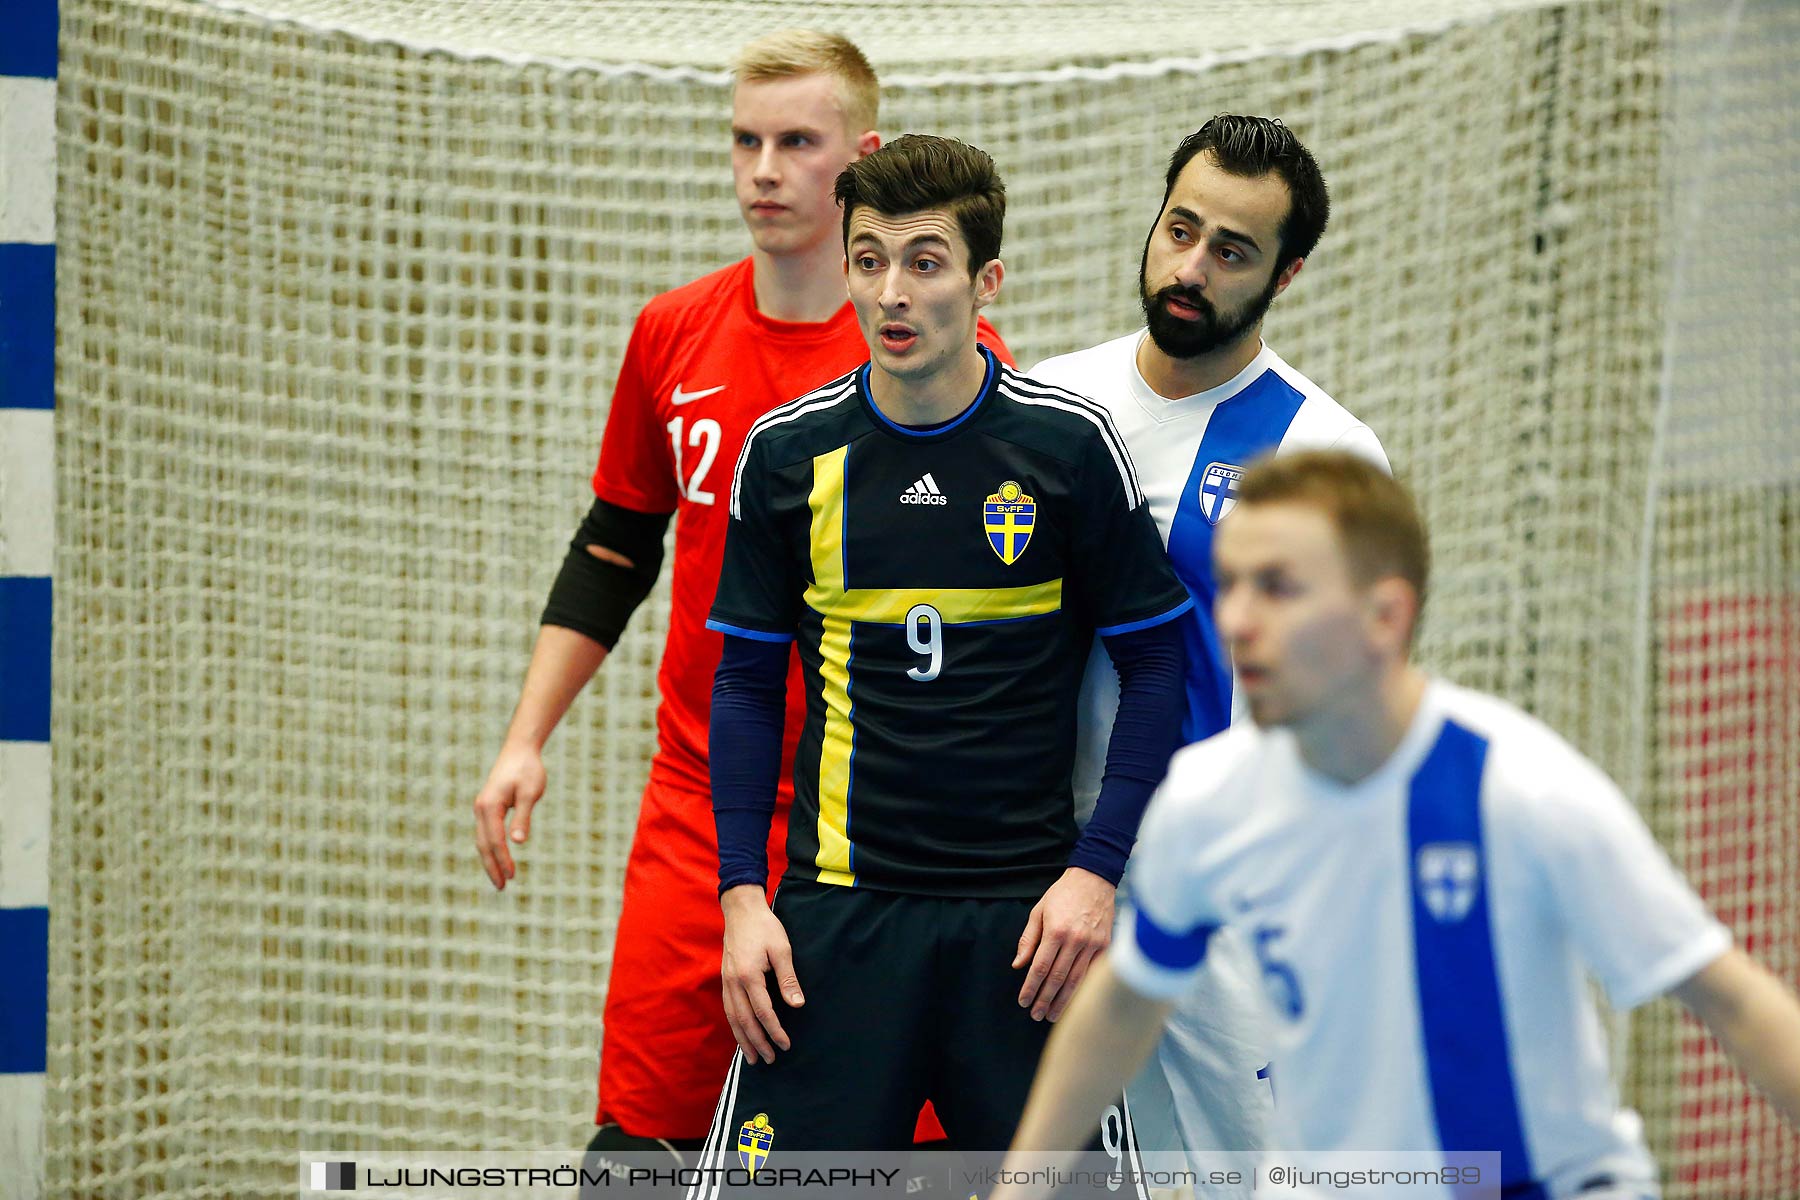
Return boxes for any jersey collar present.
[857,344,998,440]
[1283,677,1450,801]
[1128,334,1279,425]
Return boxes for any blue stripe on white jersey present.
[1031,335,1387,814]
[1115,680,1727,1197]
[1164,370,1307,740]
[1407,719,1540,1196]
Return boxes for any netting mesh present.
[46,0,1797,1194]
[1630,1,1800,1192]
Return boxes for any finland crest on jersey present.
[1416,842,1482,923]
[984,480,1037,564]
[1199,461,1244,525]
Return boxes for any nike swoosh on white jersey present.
[671,384,725,406]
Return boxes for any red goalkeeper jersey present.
[590,256,1014,797]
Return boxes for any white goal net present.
[47,0,1796,1194]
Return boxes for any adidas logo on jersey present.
[900,474,949,505]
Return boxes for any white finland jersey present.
[1032,334,1389,1179]
[1113,679,1733,1200]
[1030,333,1387,812]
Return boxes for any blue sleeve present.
[1067,620,1186,885]
[710,633,790,893]
[1113,905,1220,999]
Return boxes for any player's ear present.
[973,258,1003,309]
[855,130,881,158]
[1366,575,1417,658]
[1273,257,1303,297]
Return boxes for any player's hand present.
[720,885,805,1064]
[1013,867,1116,1022]
[472,741,548,891]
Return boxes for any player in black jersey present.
[694,135,1191,1164]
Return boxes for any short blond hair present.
[732,30,879,137]
[1237,450,1431,642]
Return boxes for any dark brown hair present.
[834,134,1004,276]
[1162,115,1329,272]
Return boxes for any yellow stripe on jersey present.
[814,613,856,887]
[803,444,1064,886]
[809,447,856,886]
[807,578,1063,625]
[809,446,848,594]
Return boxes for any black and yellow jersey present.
[707,347,1190,898]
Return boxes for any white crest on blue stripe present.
[1199,461,1244,524]
[1416,841,1481,923]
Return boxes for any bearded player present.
[1030,115,1385,1172]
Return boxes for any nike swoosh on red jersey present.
[671,384,725,406]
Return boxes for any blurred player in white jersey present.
[1030,115,1385,1172]
[996,452,1800,1200]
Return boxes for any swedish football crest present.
[1199,462,1244,525]
[984,480,1037,565]
[1416,842,1481,923]
[737,1113,775,1171]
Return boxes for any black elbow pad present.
[540,498,672,649]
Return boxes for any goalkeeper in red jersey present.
[470,28,1013,1160]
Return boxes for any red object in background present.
[1664,594,1798,1191]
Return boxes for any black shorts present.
[689,882,1148,1193]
